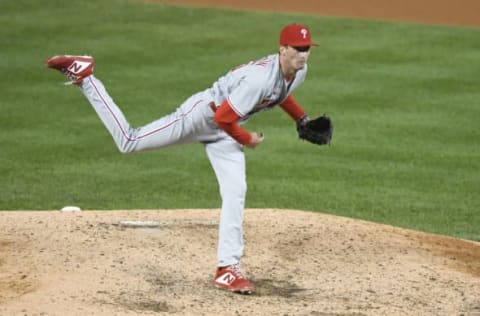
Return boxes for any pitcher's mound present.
[0,209,478,315]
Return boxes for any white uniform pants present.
[80,75,245,267]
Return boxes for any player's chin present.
[296,60,307,69]
[296,63,306,70]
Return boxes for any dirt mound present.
[0,209,478,315]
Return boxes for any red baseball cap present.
[279,23,318,47]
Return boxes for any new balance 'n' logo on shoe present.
[215,272,236,286]
[68,60,91,75]
[213,263,255,294]
[45,55,94,85]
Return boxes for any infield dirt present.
[0,209,479,315]
[2,0,479,315]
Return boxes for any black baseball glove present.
[297,115,333,145]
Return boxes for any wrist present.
[297,114,310,126]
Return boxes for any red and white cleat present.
[213,263,255,294]
[45,55,94,85]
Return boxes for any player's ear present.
[279,45,288,54]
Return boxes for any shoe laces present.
[230,263,245,279]
[63,70,79,81]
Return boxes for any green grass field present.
[1,0,479,241]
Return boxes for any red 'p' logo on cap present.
[279,23,318,47]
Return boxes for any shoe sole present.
[214,284,255,295]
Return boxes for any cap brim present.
[287,41,319,47]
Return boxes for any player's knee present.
[116,140,138,154]
[117,145,133,154]
[222,179,247,199]
[235,184,247,199]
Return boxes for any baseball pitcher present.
[45,23,332,294]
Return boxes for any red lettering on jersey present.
[231,58,271,71]
[260,99,273,106]
[254,58,271,67]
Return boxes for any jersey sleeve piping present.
[226,96,246,118]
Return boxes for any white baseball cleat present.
[45,55,94,85]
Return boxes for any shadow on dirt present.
[253,278,309,297]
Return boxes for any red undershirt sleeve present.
[279,94,306,121]
[214,100,252,145]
